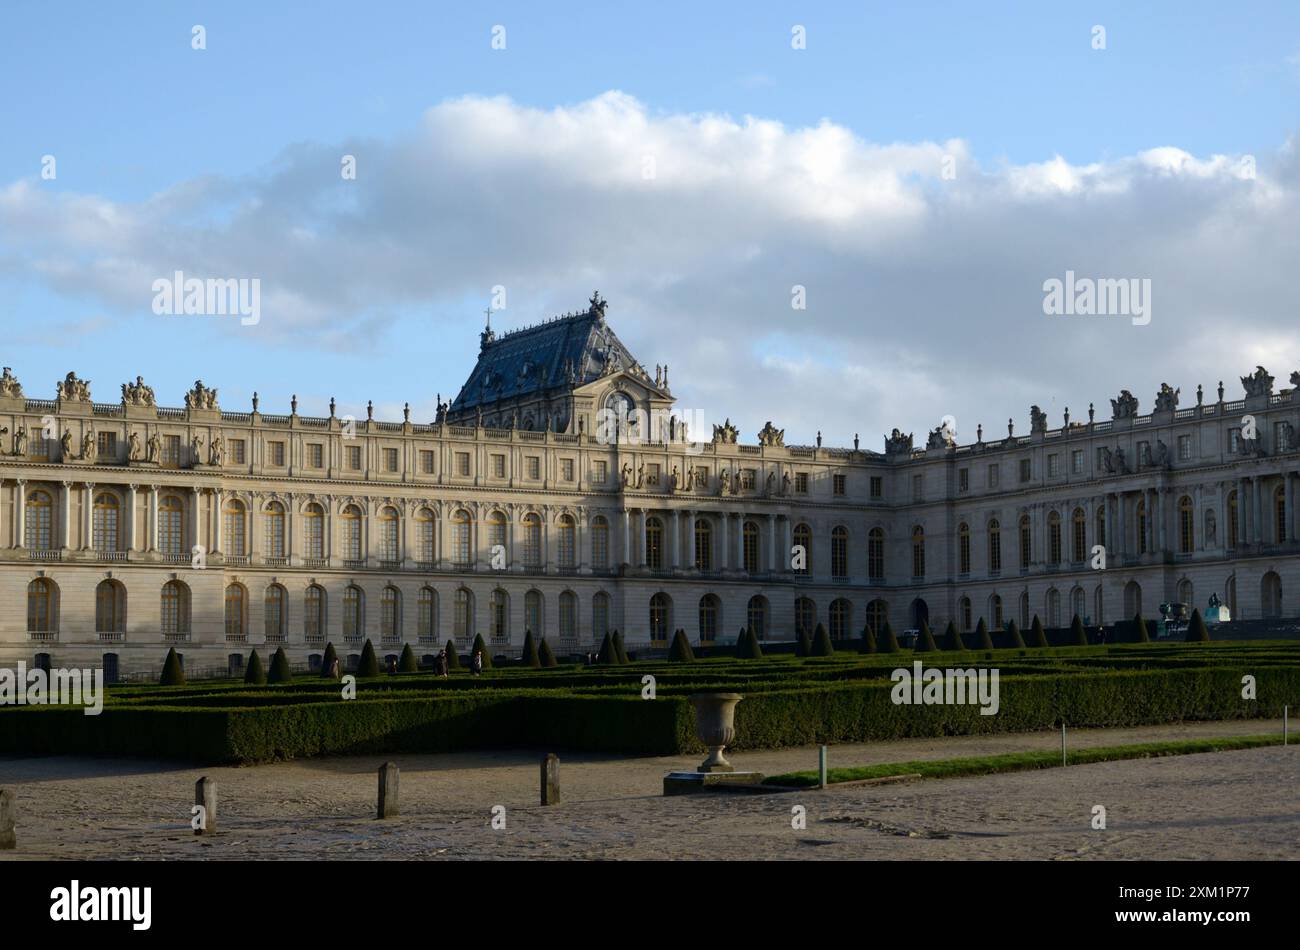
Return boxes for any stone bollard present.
[0,788,15,850]
[194,777,216,836]
[378,762,399,818]
[540,753,560,806]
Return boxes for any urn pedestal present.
[690,692,742,773]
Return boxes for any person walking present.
[436,649,448,678]
[472,650,484,676]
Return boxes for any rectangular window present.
[308,443,324,468]
[1096,447,1107,470]
[269,441,286,466]
[1274,422,1290,453]
[457,452,470,476]
[420,450,434,474]
[912,474,923,502]
[740,468,754,491]
[492,454,505,478]
[833,474,846,496]
[230,439,246,464]
[1048,454,1060,477]
[958,468,969,493]
[988,463,999,488]
[1229,430,1241,454]
[1019,458,1032,483]
[527,456,540,479]
[561,458,574,481]
[870,476,883,499]
[796,472,809,494]
[163,435,181,465]
[384,447,398,472]
[1176,435,1191,460]
[348,445,362,470]
[1071,450,1084,474]
[1138,441,1151,466]
[649,464,662,486]
[97,432,116,458]
[593,460,607,483]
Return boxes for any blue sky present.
[2,1,1298,443]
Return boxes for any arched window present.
[452,510,472,567]
[645,516,664,570]
[93,492,120,553]
[1124,580,1142,618]
[1261,571,1282,619]
[1048,511,1062,565]
[491,589,508,640]
[747,595,769,640]
[591,517,609,570]
[958,523,971,575]
[793,523,811,575]
[379,506,400,562]
[224,583,247,640]
[911,526,925,579]
[487,511,507,563]
[557,515,576,569]
[649,592,671,642]
[1072,508,1087,563]
[866,599,888,634]
[1227,491,1239,548]
[1019,591,1030,628]
[27,578,56,635]
[1019,515,1032,569]
[592,592,610,639]
[694,518,712,571]
[1136,499,1148,555]
[1095,506,1106,549]
[523,513,542,568]
[558,591,577,642]
[161,580,189,638]
[831,526,848,579]
[1275,486,1287,543]
[416,508,435,564]
[989,593,1003,629]
[525,589,543,637]
[959,596,972,632]
[1070,587,1085,624]
[342,505,363,561]
[264,584,286,642]
[795,597,816,636]
[829,599,851,640]
[343,585,364,640]
[988,520,1001,574]
[223,498,246,557]
[304,585,325,642]
[95,579,125,634]
[742,521,760,573]
[868,527,885,581]
[1179,496,1194,553]
[455,588,474,639]
[264,501,286,560]
[303,503,324,559]
[1177,578,1193,608]
[1047,588,1061,628]
[380,586,401,641]
[699,594,720,641]
[159,495,184,556]
[25,490,53,551]
[418,587,436,642]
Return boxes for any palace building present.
[1,294,1298,677]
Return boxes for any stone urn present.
[689,692,743,773]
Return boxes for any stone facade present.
[1,314,1299,677]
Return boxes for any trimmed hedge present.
[399,644,419,673]
[320,643,339,678]
[811,623,834,657]
[244,650,266,686]
[160,648,185,686]
[357,640,380,677]
[669,629,696,662]
[520,630,540,668]
[539,638,558,668]
[268,647,293,684]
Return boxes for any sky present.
[1,1,1299,448]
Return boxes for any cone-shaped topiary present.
[268,646,293,684]
[520,629,541,668]
[976,617,994,650]
[811,622,835,657]
[915,621,937,652]
[538,638,558,667]
[1007,620,1026,649]
[1132,612,1150,643]
[357,639,380,677]
[734,627,752,659]
[669,628,696,662]
[942,621,964,651]
[878,621,900,653]
[795,626,813,657]
[1186,608,1211,642]
[1070,614,1089,646]
[597,631,617,664]
[445,639,461,670]
[160,647,185,686]
[244,650,266,685]
[320,642,339,678]
[1030,615,1049,648]
[860,624,878,654]
[747,626,764,659]
[470,633,493,669]
[399,643,418,672]
[612,630,629,664]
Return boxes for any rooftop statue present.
[1241,365,1273,397]
[1153,382,1179,413]
[1110,389,1139,419]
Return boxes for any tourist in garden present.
[436,650,448,678]
[472,650,484,676]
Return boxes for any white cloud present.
[1,91,1297,447]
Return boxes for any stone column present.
[190,486,201,554]
[735,513,744,570]
[14,480,25,548]
[638,509,647,567]
[212,489,223,555]
[286,498,294,563]
[1116,492,1125,561]
[768,515,777,572]
[1104,493,1114,554]
[60,481,72,550]
[1288,472,1297,543]
[622,509,631,566]
[669,510,679,569]
[782,516,792,573]
[148,485,159,552]
[1252,475,1263,545]
[82,483,94,549]
[578,508,590,570]
[719,512,729,569]
[437,503,448,570]
[126,484,138,553]
[687,509,698,569]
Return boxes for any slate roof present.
[449,294,652,414]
